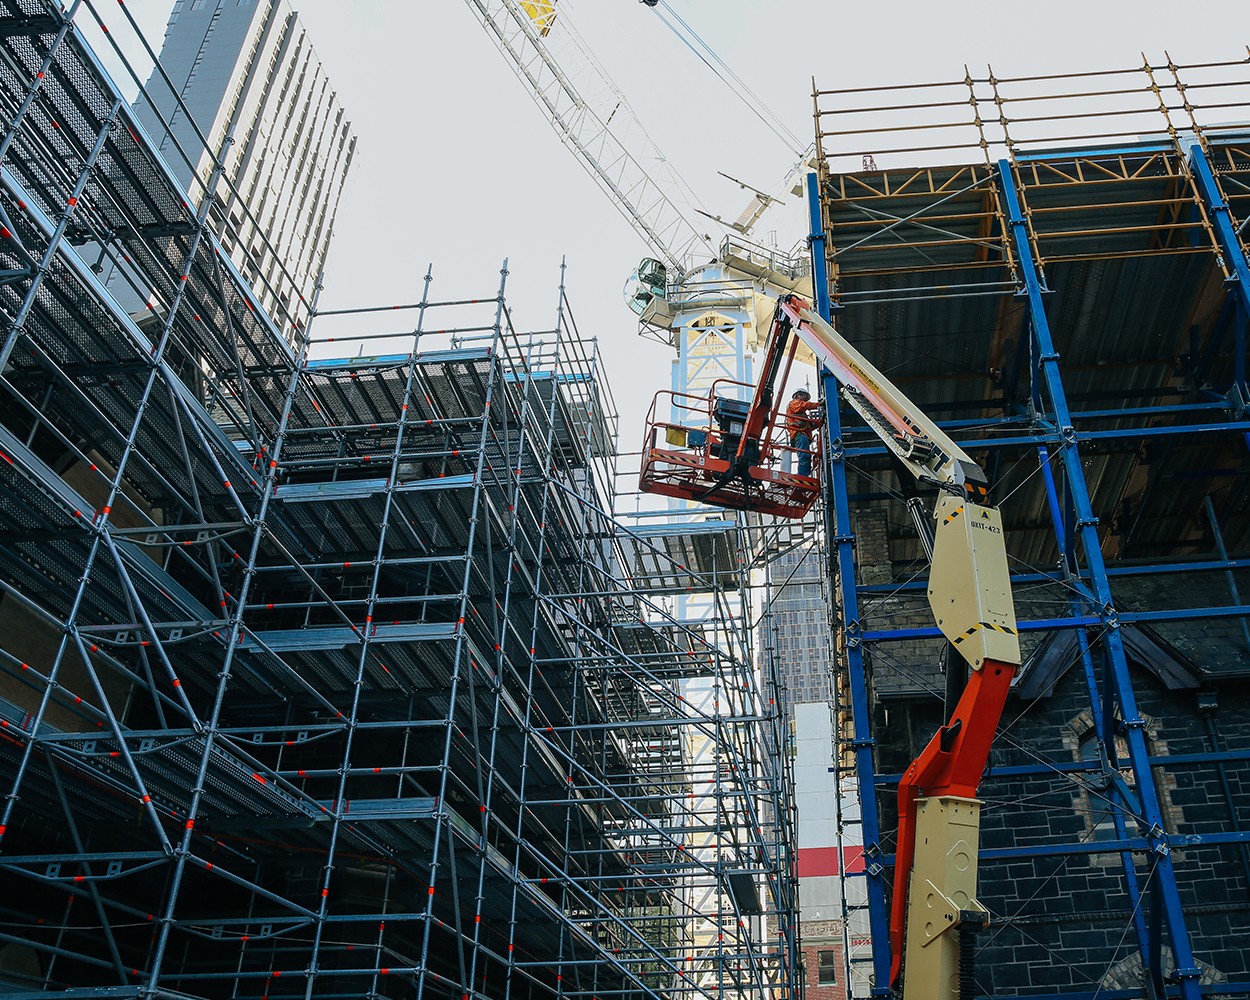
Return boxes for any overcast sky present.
[105,0,1243,449]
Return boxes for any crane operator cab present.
[623,257,667,317]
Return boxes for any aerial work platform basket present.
[638,379,820,519]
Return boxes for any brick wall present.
[801,920,847,1000]
[875,656,1250,992]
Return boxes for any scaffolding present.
[811,52,1250,998]
[0,4,800,999]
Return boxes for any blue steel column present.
[997,159,1203,1000]
[806,172,891,995]
[1189,144,1250,316]
[1189,144,1250,398]
[1038,447,1152,963]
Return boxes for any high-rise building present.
[111,0,355,338]
[763,540,868,996]
[767,541,833,717]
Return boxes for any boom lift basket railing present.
[638,378,821,518]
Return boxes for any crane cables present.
[646,0,807,157]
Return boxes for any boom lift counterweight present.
[639,294,1021,999]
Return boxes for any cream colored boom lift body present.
[643,295,1022,998]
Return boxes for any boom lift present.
[640,294,1021,999]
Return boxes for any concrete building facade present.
[115,0,355,338]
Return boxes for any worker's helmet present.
[793,388,810,400]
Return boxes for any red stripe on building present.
[796,845,865,877]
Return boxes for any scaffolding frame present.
[0,4,800,999]
[812,52,1250,999]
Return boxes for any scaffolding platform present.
[0,5,799,999]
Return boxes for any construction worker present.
[785,387,821,477]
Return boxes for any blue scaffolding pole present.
[807,171,893,996]
[996,158,1203,1000]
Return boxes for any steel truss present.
[0,4,799,999]
[812,52,1250,999]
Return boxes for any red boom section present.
[888,657,1017,986]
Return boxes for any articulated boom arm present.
[757,296,1021,998]
[772,296,985,491]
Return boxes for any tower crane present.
[461,0,814,403]
[640,293,1022,1000]
[465,5,1015,997]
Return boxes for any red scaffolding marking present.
[142,794,150,803]
[252,773,266,784]
[66,196,77,206]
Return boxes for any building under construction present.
[0,5,801,999]
[811,54,1250,998]
[5,0,1250,999]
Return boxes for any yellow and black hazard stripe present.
[964,483,989,499]
[942,505,964,526]
[952,621,1019,645]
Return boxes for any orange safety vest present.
[785,398,818,436]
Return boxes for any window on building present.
[1070,711,1178,866]
[817,949,837,986]
[1077,731,1120,844]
